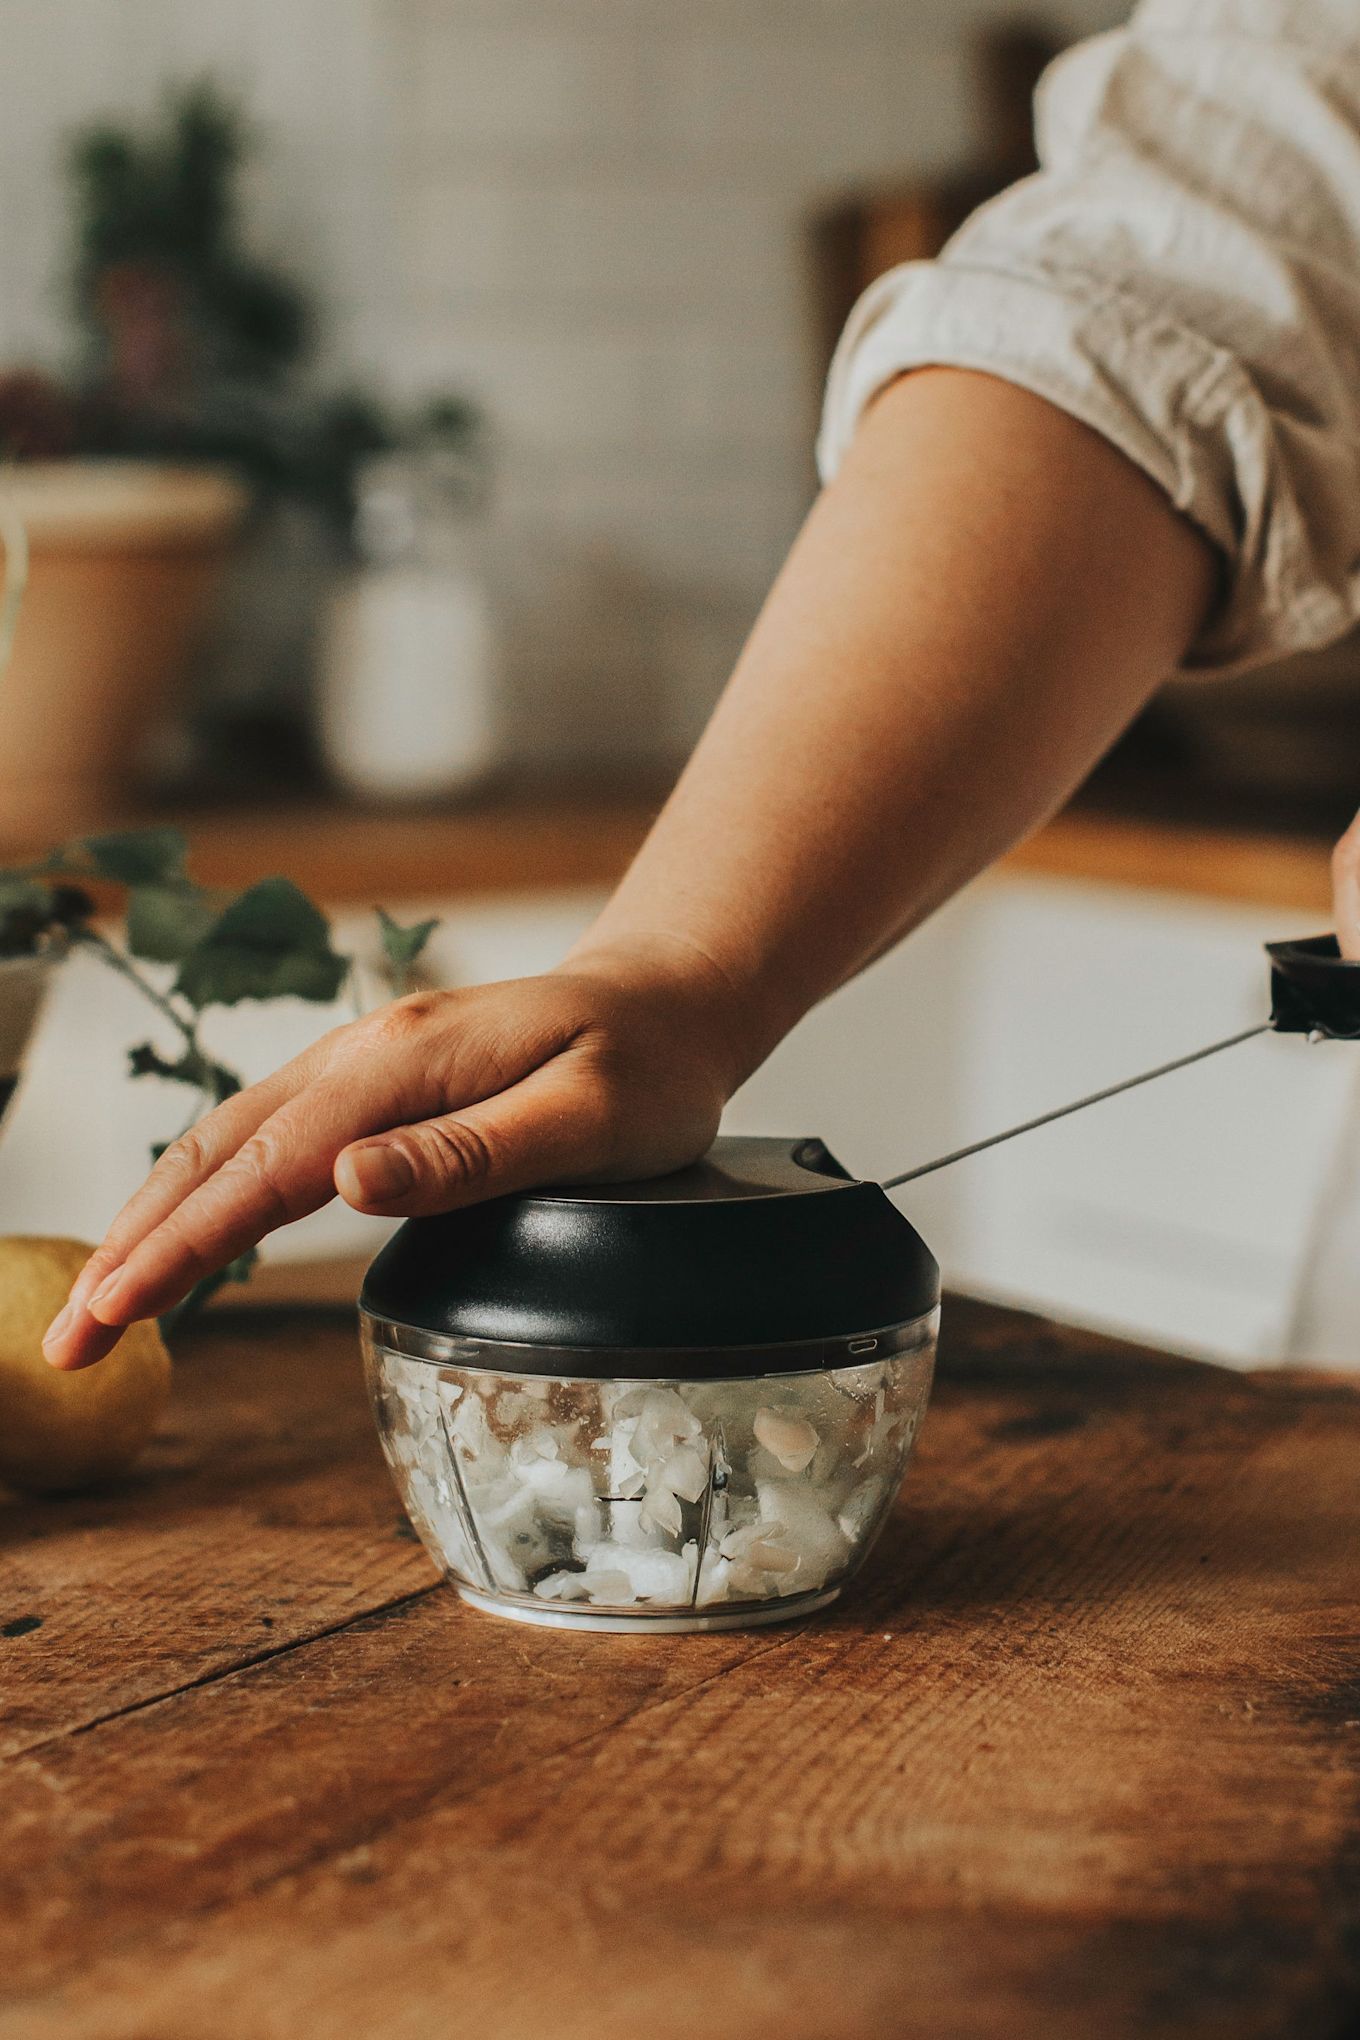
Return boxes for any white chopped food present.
[744,1536,799,1575]
[639,1482,683,1538]
[628,1387,703,1467]
[581,1568,633,1603]
[696,1547,732,1606]
[753,1406,820,1474]
[367,1339,933,1620]
[756,1478,851,1587]
[533,1571,592,1602]
[657,1442,709,1503]
[585,1542,694,1602]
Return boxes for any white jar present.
[320,454,497,801]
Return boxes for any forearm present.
[572,368,1217,1076]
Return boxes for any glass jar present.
[363,1313,937,1632]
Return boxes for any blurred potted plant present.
[0,81,484,834]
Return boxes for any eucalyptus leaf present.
[127,1041,239,1101]
[126,883,220,965]
[0,878,58,958]
[0,878,52,916]
[48,884,95,930]
[377,907,439,980]
[174,877,348,1009]
[82,827,188,887]
[128,1042,185,1083]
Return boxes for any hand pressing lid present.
[360,1135,939,1375]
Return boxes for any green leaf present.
[377,907,439,978]
[48,884,96,930]
[0,878,52,916]
[128,1042,185,1083]
[173,877,348,1010]
[206,1062,243,1104]
[126,882,219,964]
[127,1041,240,1100]
[0,878,58,959]
[82,827,188,887]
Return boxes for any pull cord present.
[881,1022,1272,1190]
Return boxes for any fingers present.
[43,1050,327,1371]
[73,1054,318,1304]
[1334,809,1360,960]
[65,986,564,1337]
[42,981,607,1368]
[76,1072,402,1334]
[335,1059,619,1218]
[40,1308,126,1373]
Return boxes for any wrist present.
[559,928,783,1097]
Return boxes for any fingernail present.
[42,1301,74,1351]
[69,1254,112,1309]
[45,1317,124,1372]
[349,1144,414,1202]
[88,1267,132,1322]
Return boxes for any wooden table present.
[3,1296,1358,2039]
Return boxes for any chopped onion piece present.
[753,1406,819,1473]
[657,1442,709,1503]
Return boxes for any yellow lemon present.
[0,1236,171,1493]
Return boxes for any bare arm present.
[46,368,1216,1368]
[576,368,1215,1055]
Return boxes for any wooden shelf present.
[1003,811,1333,918]
[4,787,1335,917]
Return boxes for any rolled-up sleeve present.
[817,0,1360,677]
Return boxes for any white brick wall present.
[0,0,1129,769]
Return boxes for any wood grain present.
[2,1298,1357,2039]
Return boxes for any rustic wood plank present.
[3,1299,1358,2039]
[0,1306,433,1755]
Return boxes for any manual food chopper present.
[362,1136,939,1632]
[362,932,1360,1633]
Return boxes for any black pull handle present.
[1267,934,1360,1039]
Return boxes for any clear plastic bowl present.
[363,1308,938,1632]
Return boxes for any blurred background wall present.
[0,0,1126,769]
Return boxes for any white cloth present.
[818,0,1360,679]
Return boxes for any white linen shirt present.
[818,0,1360,678]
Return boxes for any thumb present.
[333,1066,615,1217]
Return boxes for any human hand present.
[42,939,750,1371]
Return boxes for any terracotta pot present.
[0,462,246,843]
[0,953,53,1128]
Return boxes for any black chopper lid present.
[359,1135,939,1377]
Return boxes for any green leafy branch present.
[0,827,438,1324]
